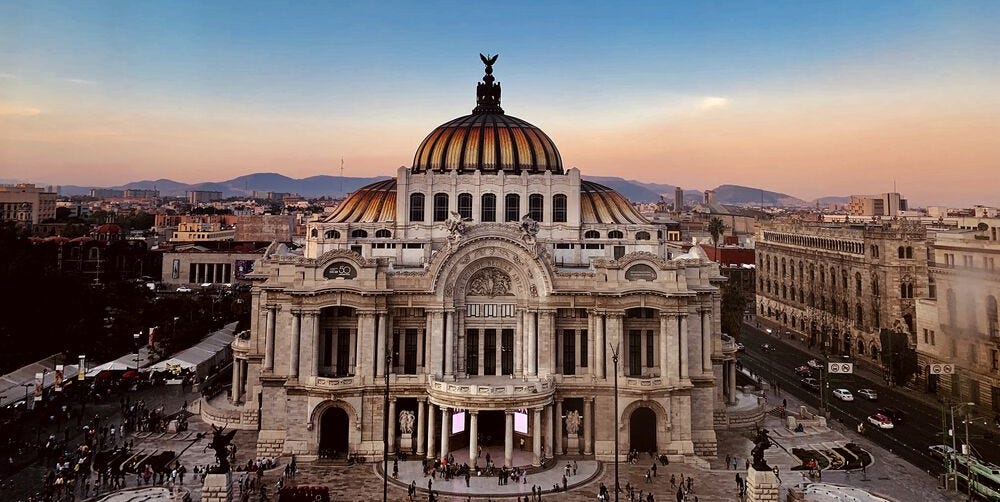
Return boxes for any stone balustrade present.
[199,397,258,430]
[428,375,555,409]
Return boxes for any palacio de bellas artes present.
[231,55,735,470]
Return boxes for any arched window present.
[842,270,848,289]
[782,258,786,277]
[809,264,815,282]
[820,268,825,284]
[458,193,473,220]
[988,296,999,338]
[872,276,879,296]
[375,229,391,238]
[88,247,99,260]
[782,285,787,299]
[528,194,544,222]
[504,194,520,222]
[608,230,624,239]
[635,231,651,240]
[481,194,497,222]
[928,276,937,299]
[351,229,368,238]
[898,246,905,259]
[946,289,957,326]
[324,229,341,239]
[798,261,804,283]
[409,193,425,222]
[856,305,864,326]
[584,230,600,239]
[906,246,913,259]
[855,272,862,295]
[433,193,449,222]
[310,228,318,238]
[552,194,567,223]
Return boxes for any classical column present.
[440,406,450,461]
[607,313,623,376]
[429,311,444,376]
[231,358,241,403]
[583,398,593,455]
[679,313,689,380]
[504,410,514,468]
[543,311,557,373]
[302,312,319,379]
[444,311,455,377]
[289,311,301,379]
[426,402,437,460]
[595,313,606,379]
[469,411,479,466]
[264,306,275,371]
[388,398,397,455]
[239,361,247,400]
[554,399,563,456]
[515,310,524,376]
[416,400,427,456]
[349,320,358,375]
[544,404,554,460]
[376,313,386,377]
[666,314,679,383]
[527,310,537,376]
[659,314,669,379]
[422,314,431,375]
[532,408,542,466]
[701,308,713,373]
[729,363,737,404]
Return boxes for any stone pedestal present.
[167,419,179,433]
[400,433,414,454]
[566,433,580,454]
[202,472,232,502]
[746,468,780,502]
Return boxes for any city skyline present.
[2,1,998,206]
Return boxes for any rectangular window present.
[614,246,625,260]
[458,193,473,220]
[336,328,350,376]
[501,329,514,375]
[580,329,588,368]
[433,193,449,222]
[323,329,334,367]
[404,329,418,374]
[552,194,567,223]
[484,329,496,375]
[628,330,642,376]
[481,194,496,222]
[505,194,520,222]
[646,330,654,367]
[409,194,425,222]
[391,330,400,367]
[466,329,479,375]
[529,194,544,222]
[970,379,981,404]
[563,329,576,375]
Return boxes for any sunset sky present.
[1,1,998,206]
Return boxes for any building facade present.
[755,220,927,361]
[233,58,730,466]
[916,230,1000,411]
[0,183,57,226]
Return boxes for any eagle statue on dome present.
[480,53,498,68]
[474,53,503,113]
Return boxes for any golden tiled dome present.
[322,179,396,223]
[580,181,648,224]
[411,54,562,174]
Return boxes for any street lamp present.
[133,333,142,370]
[949,402,976,492]
[20,383,33,411]
[382,349,392,502]
[609,342,620,502]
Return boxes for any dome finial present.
[474,53,504,114]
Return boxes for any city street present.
[738,320,1000,478]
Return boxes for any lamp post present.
[949,402,975,492]
[133,333,142,370]
[609,342,620,502]
[383,349,392,502]
[20,383,33,412]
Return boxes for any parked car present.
[800,378,820,392]
[761,343,776,352]
[806,358,823,369]
[857,388,878,401]
[877,407,905,425]
[735,342,746,353]
[868,413,895,429]
[794,365,813,378]
[833,388,854,401]
[928,444,956,460]
[176,287,192,293]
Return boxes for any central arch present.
[629,407,657,453]
[319,407,349,458]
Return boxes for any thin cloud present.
[63,78,97,86]
[0,104,42,116]
[0,73,17,80]
[699,96,730,111]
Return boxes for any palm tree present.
[707,217,726,262]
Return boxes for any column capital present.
[469,409,479,416]
[505,409,514,416]
[390,397,397,403]
[605,311,625,319]
[555,397,564,403]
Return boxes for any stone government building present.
[233,56,732,467]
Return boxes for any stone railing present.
[721,334,737,354]
[624,376,664,388]
[313,376,357,389]
[199,397,258,430]
[428,375,556,409]
[231,336,251,356]
[713,397,767,430]
[429,377,554,397]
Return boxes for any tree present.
[707,217,726,262]
[721,285,749,338]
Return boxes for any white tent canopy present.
[149,323,237,377]
[0,354,80,406]
[85,361,132,377]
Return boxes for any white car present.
[832,388,854,401]
[868,413,894,429]
[857,388,878,401]
[176,287,193,293]
[807,358,823,369]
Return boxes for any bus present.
[952,454,1000,501]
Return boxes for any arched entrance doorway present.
[629,407,657,454]
[319,407,349,458]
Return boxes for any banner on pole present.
[54,365,64,392]
[78,355,86,381]
[33,373,44,401]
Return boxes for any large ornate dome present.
[411,54,563,174]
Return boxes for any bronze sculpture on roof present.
[474,53,503,114]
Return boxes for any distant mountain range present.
[55,172,846,207]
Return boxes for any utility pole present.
[610,342,620,502]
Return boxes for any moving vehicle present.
[807,358,823,369]
[928,444,956,460]
[735,342,746,353]
[176,287,192,293]
[761,343,776,352]
[876,407,905,425]
[867,413,894,429]
[857,388,878,400]
[952,454,1000,501]
[800,378,820,392]
[794,365,813,378]
[832,389,854,401]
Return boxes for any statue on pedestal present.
[399,409,415,435]
[565,410,581,436]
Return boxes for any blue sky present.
[2,1,998,205]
